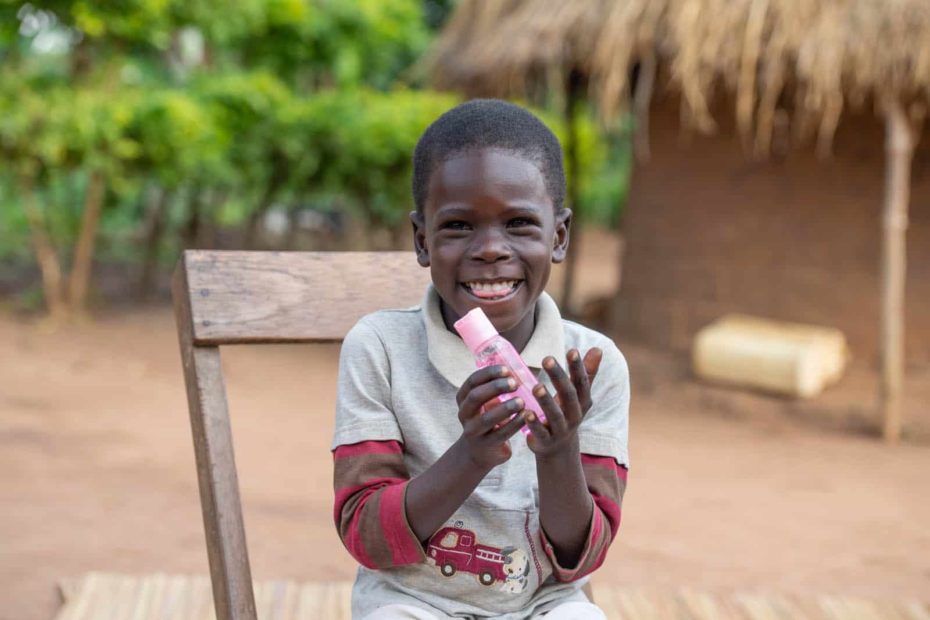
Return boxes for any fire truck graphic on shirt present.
[426,523,530,593]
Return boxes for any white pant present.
[362,601,607,619]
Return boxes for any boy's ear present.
[551,208,572,263]
[410,210,430,267]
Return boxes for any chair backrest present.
[172,250,431,620]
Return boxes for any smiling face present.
[411,148,571,351]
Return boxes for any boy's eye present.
[442,220,471,231]
[507,217,536,228]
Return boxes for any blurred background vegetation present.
[0,0,631,319]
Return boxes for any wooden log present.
[880,100,915,443]
[693,314,848,398]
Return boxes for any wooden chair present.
[173,250,430,620]
[173,250,593,620]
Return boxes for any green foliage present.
[289,88,459,226]
[0,0,624,307]
[579,127,632,228]
[520,104,630,227]
[238,0,430,89]
[70,0,176,49]
[127,88,225,187]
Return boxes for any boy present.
[333,100,630,619]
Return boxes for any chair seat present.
[57,572,930,620]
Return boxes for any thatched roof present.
[429,0,930,154]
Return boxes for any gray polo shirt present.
[333,285,630,619]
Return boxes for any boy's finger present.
[459,376,517,422]
[456,365,510,405]
[522,410,550,441]
[478,398,524,433]
[543,356,582,426]
[567,349,591,409]
[532,382,568,435]
[583,348,603,383]
[491,409,528,441]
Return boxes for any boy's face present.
[411,148,570,344]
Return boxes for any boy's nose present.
[470,228,512,262]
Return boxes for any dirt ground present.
[2,232,929,620]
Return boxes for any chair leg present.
[175,262,258,620]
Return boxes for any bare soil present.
[2,233,929,620]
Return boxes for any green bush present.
[0,0,626,314]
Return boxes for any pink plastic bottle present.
[454,307,547,435]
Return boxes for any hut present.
[429,0,930,440]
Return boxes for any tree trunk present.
[68,169,106,315]
[559,70,583,316]
[245,158,289,249]
[879,100,915,443]
[202,188,227,249]
[139,186,170,300]
[20,175,67,320]
[284,203,302,250]
[70,37,92,80]
[244,191,276,249]
[182,184,204,249]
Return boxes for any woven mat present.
[55,572,930,620]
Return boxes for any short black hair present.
[412,99,566,214]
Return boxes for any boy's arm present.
[334,365,527,567]
[334,431,518,570]
[403,365,526,541]
[403,437,496,541]
[537,451,628,581]
[524,347,630,580]
[333,440,424,569]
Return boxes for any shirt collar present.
[422,284,565,388]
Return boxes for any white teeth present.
[466,280,517,294]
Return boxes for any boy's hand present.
[456,365,527,470]
[525,348,603,459]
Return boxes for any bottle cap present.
[454,307,499,352]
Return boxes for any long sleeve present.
[539,454,628,582]
[333,439,426,569]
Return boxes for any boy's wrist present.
[452,436,499,478]
[534,436,581,468]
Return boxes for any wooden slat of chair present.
[173,251,430,620]
[178,250,433,345]
[173,249,594,620]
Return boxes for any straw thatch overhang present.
[429,0,929,441]
[430,0,930,155]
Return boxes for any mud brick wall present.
[613,100,930,365]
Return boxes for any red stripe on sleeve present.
[589,508,610,572]
[592,491,622,540]
[590,512,611,571]
[588,506,604,552]
[334,477,408,521]
[332,440,424,569]
[333,440,403,460]
[379,482,423,565]
[616,463,629,482]
[342,486,378,569]
[580,453,628,477]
